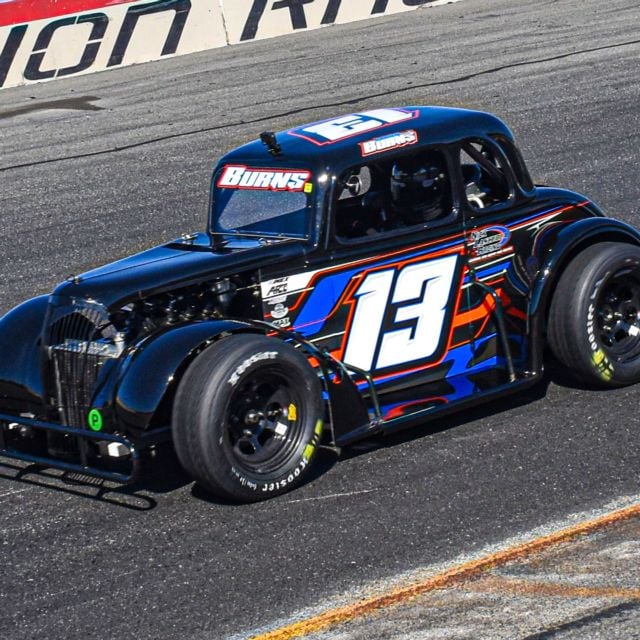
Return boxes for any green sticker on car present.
[87,409,103,432]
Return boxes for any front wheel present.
[548,242,640,387]
[172,334,324,502]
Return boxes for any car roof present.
[216,106,514,174]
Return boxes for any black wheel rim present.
[596,268,640,361]
[224,366,306,475]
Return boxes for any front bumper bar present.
[0,412,140,483]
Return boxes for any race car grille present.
[46,301,115,429]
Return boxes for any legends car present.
[1,106,640,502]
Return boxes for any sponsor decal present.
[266,283,288,296]
[290,108,417,146]
[266,296,293,328]
[469,225,511,257]
[591,348,614,381]
[272,317,291,328]
[263,276,290,298]
[261,270,322,299]
[264,287,292,327]
[87,408,103,431]
[217,165,311,191]
[301,419,323,461]
[270,302,289,319]
[586,287,616,381]
[360,129,418,156]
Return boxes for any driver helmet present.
[390,153,449,224]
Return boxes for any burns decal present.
[217,165,311,192]
[360,129,418,156]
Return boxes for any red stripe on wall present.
[0,0,135,27]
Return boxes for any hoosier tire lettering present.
[228,351,278,386]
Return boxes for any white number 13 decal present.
[343,255,459,372]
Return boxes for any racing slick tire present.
[548,242,640,387]
[172,334,324,502]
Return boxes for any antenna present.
[260,131,282,156]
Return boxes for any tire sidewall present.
[196,338,323,500]
[571,248,640,385]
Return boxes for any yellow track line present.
[250,501,640,640]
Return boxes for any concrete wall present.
[0,0,461,89]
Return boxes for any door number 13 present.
[343,255,459,372]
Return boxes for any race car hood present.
[52,232,307,309]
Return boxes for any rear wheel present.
[548,242,640,386]
[172,334,324,502]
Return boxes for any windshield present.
[212,164,315,239]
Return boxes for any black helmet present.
[390,153,448,223]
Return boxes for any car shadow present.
[338,354,626,461]
[340,374,552,459]
[0,444,192,511]
[190,445,342,506]
[0,359,612,509]
[192,372,557,505]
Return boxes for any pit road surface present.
[0,0,639,638]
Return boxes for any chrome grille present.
[46,301,114,428]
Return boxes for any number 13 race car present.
[1,106,639,502]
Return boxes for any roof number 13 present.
[344,255,458,372]
[302,109,414,142]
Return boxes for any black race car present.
[2,106,640,502]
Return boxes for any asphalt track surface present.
[0,0,639,638]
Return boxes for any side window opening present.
[460,139,512,211]
[491,134,535,193]
[338,166,373,201]
[334,165,380,239]
[334,149,453,242]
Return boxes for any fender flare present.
[110,316,372,445]
[0,295,49,408]
[112,319,261,433]
[528,217,640,371]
